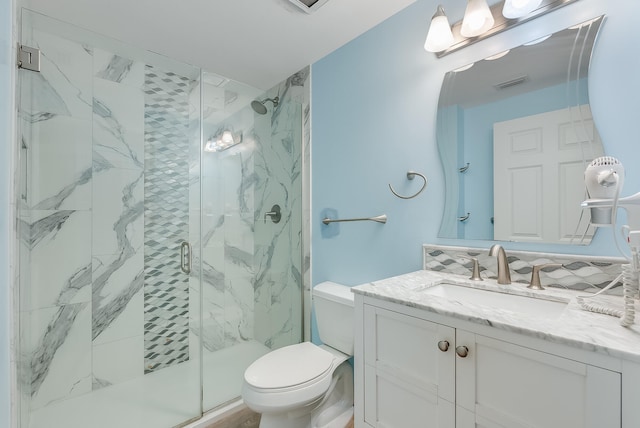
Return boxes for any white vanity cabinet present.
[354,296,622,428]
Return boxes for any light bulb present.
[502,0,543,19]
[461,0,494,38]
[424,5,454,52]
[221,131,234,144]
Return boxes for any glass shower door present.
[200,71,304,411]
[17,10,202,428]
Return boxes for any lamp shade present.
[424,5,454,52]
[460,0,494,38]
[502,0,543,19]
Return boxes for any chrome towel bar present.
[322,214,387,225]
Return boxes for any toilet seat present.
[242,342,346,413]
[244,342,334,391]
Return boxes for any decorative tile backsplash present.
[423,245,626,293]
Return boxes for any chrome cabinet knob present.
[456,345,469,358]
[437,340,450,352]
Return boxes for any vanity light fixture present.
[460,0,494,37]
[424,0,579,57]
[204,130,243,152]
[502,0,544,19]
[424,5,455,52]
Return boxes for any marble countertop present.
[352,270,640,363]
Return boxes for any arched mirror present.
[437,16,605,245]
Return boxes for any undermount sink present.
[422,282,568,318]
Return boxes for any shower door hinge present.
[18,45,41,72]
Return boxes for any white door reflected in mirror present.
[493,105,602,244]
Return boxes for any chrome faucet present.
[488,244,511,284]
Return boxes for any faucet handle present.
[458,256,483,281]
[527,263,564,290]
[468,258,482,281]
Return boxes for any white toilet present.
[242,281,355,428]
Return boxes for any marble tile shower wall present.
[91,48,146,389]
[198,68,308,353]
[199,116,256,352]
[19,26,198,410]
[20,28,95,411]
[253,70,306,349]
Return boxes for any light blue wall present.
[312,0,640,293]
[0,0,13,425]
[312,0,440,288]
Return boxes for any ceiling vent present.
[288,0,330,14]
[494,75,529,90]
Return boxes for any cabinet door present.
[456,330,621,428]
[363,305,455,427]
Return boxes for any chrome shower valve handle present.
[264,204,282,224]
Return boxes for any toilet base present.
[313,407,353,428]
[256,362,354,428]
[258,412,313,428]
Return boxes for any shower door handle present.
[21,141,28,202]
[180,241,192,274]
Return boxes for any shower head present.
[251,96,279,115]
[251,100,267,115]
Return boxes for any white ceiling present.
[22,0,418,90]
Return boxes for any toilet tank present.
[313,282,355,356]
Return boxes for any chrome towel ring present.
[389,171,428,200]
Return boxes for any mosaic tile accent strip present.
[143,66,192,373]
[423,244,627,293]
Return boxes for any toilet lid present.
[244,342,334,390]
